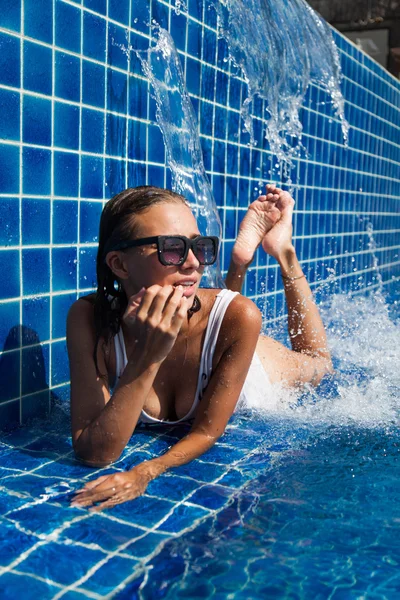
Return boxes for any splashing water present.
[136,27,224,286]
[213,0,349,170]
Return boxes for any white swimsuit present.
[113,289,274,424]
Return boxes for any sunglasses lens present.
[196,238,217,265]
[162,237,185,265]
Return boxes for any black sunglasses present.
[105,235,219,266]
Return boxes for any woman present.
[69,184,332,511]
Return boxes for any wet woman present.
[68,184,332,510]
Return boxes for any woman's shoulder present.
[67,294,97,342]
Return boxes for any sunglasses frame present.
[105,235,220,266]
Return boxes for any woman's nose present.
[183,248,200,269]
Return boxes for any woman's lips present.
[174,281,197,297]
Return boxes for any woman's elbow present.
[72,439,121,468]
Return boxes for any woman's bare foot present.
[232,185,281,266]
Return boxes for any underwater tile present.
[0,491,30,516]
[158,503,210,534]
[189,484,233,511]
[6,501,73,536]
[62,513,144,552]
[3,474,73,499]
[147,474,200,502]
[20,541,105,586]
[201,444,248,464]
[1,448,57,472]
[0,571,59,599]
[83,554,138,596]
[171,459,228,482]
[0,517,38,566]
[125,531,169,559]
[111,495,174,528]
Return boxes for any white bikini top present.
[113,289,273,424]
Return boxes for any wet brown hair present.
[91,185,188,376]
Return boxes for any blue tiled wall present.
[0,0,399,429]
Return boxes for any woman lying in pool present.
[69,184,332,510]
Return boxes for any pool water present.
[0,287,399,599]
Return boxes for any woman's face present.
[112,202,205,302]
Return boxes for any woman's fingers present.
[71,485,119,507]
[74,475,110,494]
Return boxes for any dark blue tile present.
[21,344,49,395]
[130,1,150,31]
[160,503,209,533]
[105,113,127,157]
[0,198,19,246]
[85,555,139,596]
[109,0,129,25]
[127,160,146,188]
[171,459,227,482]
[24,0,52,43]
[22,249,50,295]
[125,531,169,558]
[51,339,69,385]
[7,502,68,536]
[107,23,128,70]
[0,144,19,194]
[81,108,104,154]
[22,296,50,344]
[0,0,21,32]
[23,95,52,146]
[78,245,97,288]
[105,158,126,198]
[147,474,200,502]
[148,124,165,165]
[21,389,50,423]
[83,11,106,62]
[22,147,51,195]
[0,519,38,567]
[0,88,19,141]
[20,541,105,586]
[53,200,78,244]
[112,495,174,528]
[2,473,68,497]
[55,0,81,53]
[84,0,106,16]
[52,247,77,292]
[52,293,76,339]
[0,32,20,88]
[189,483,231,510]
[79,202,102,244]
[82,60,105,108]
[186,56,201,96]
[127,119,147,161]
[0,572,59,599]
[0,353,19,404]
[24,40,52,95]
[81,155,104,198]
[54,151,79,197]
[63,514,143,551]
[0,250,20,300]
[108,69,128,113]
[22,199,50,245]
[55,51,80,102]
[0,302,19,351]
[170,11,187,52]
[0,489,29,514]
[54,102,80,150]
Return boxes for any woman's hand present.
[261,184,295,261]
[123,284,189,366]
[70,464,155,512]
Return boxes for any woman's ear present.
[105,252,130,280]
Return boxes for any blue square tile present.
[7,503,68,536]
[23,296,50,344]
[109,0,129,25]
[0,198,19,246]
[79,202,102,244]
[54,151,79,197]
[125,531,168,559]
[52,293,76,339]
[63,514,143,551]
[22,249,50,295]
[0,354,20,403]
[147,474,200,502]
[83,11,106,62]
[130,2,150,31]
[84,0,106,15]
[0,144,19,194]
[53,200,78,244]
[186,56,201,96]
[55,0,81,53]
[160,503,209,534]
[112,495,174,527]
[171,459,227,482]
[105,113,127,157]
[151,0,168,29]
[128,160,146,187]
[79,246,97,288]
[21,344,49,395]
[0,0,21,32]
[24,40,52,95]
[107,23,128,70]
[51,339,69,385]
[81,155,104,199]
[23,147,51,195]
[170,12,187,52]
[21,389,50,423]
[55,51,80,102]
[52,247,77,292]
[82,60,105,108]
[81,108,104,154]
[54,102,80,150]
[23,95,52,146]
[0,301,19,351]
[85,555,138,596]
[24,0,53,43]
[22,199,50,245]
[105,158,126,197]
[0,32,20,88]
[0,521,38,568]
[148,124,165,164]
[189,483,231,510]
[0,250,20,299]
[108,69,128,113]
[127,119,147,161]
[20,542,105,586]
[0,88,20,141]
